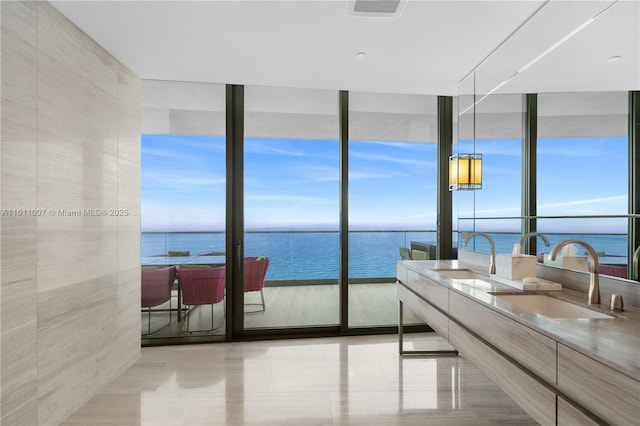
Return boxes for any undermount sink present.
[432,269,487,280]
[492,294,614,319]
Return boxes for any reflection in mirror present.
[454,73,476,243]
[456,94,523,253]
[538,218,629,279]
[457,72,476,153]
[537,92,629,279]
[457,0,639,282]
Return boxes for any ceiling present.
[50,0,639,96]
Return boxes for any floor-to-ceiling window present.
[139,82,449,342]
[537,91,629,278]
[243,85,340,329]
[141,80,226,342]
[348,92,437,327]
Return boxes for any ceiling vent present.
[345,0,408,17]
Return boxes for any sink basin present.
[432,269,487,280]
[493,294,613,319]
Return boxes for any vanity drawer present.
[397,284,448,338]
[448,321,557,426]
[449,291,557,386]
[396,263,408,285]
[557,395,603,426]
[405,269,449,313]
[557,343,640,425]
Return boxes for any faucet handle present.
[610,294,624,311]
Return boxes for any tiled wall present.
[1,2,141,424]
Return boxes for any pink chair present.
[141,266,177,335]
[244,257,270,312]
[177,265,225,332]
[599,264,627,279]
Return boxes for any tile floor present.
[63,334,537,425]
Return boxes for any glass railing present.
[141,230,438,281]
[142,229,632,280]
[456,230,629,279]
[456,231,626,256]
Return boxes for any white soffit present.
[142,80,438,141]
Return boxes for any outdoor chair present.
[141,265,177,335]
[244,256,270,312]
[399,247,412,260]
[177,265,226,332]
[411,249,429,260]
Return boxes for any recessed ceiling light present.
[355,52,367,59]
[607,55,621,63]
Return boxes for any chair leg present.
[243,291,266,313]
[186,305,190,332]
[183,304,221,333]
[142,302,172,336]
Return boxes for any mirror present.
[456,1,640,281]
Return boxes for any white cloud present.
[246,194,333,205]
[539,195,626,209]
[350,150,436,167]
[143,171,225,189]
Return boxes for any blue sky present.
[142,134,628,233]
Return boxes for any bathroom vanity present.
[397,258,640,425]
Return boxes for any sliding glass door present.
[141,80,226,343]
[243,85,340,329]
[141,83,445,343]
[348,92,438,327]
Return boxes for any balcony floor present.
[143,283,424,338]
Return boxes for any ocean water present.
[141,231,628,280]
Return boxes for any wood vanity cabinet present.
[449,291,557,386]
[557,344,639,425]
[557,395,602,426]
[404,270,449,312]
[448,320,557,426]
[397,284,449,338]
[396,263,639,426]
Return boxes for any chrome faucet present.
[518,232,550,253]
[549,239,600,305]
[463,232,496,275]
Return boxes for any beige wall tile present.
[0,322,38,426]
[36,2,117,94]
[1,120,36,207]
[37,133,119,213]
[109,268,141,374]
[37,276,119,425]
[2,2,141,424]
[1,2,38,424]
[117,159,141,215]
[118,64,141,215]
[1,1,37,129]
[118,216,141,270]
[37,229,119,292]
